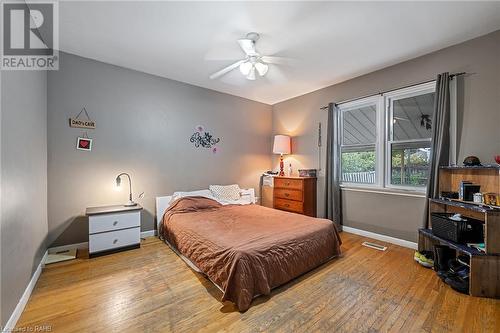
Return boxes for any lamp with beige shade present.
[273,135,291,176]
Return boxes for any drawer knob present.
[113,239,118,244]
[285,204,290,207]
[113,221,118,226]
[286,182,290,186]
[285,193,290,197]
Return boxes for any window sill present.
[340,185,426,198]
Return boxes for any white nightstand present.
[86,204,143,258]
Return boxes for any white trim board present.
[141,230,156,238]
[48,241,88,253]
[342,226,417,250]
[3,250,48,332]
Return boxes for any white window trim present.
[385,81,435,192]
[339,96,381,187]
[339,81,436,193]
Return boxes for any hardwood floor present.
[16,232,500,332]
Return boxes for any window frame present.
[339,96,384,187]
[384,82,435,192]
[338,81,436,192]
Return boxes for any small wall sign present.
[69,107,96,129]
[77,137,92,151]
[69,118,95,129]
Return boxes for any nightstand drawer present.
[89,211,140,234]
[89,227,140,253]
[274,178,303,190]
[274,198,303,214]
[274,188,303,201]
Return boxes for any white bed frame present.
[155,195,172,232]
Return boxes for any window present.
[340,98,380,185]
[339,82,436,191]
[386,84,435,189]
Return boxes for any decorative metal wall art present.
[190,125,221,153]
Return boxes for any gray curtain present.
[423,72,451,228]
[325,103,342,230]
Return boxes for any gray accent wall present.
[1,70,48,327]
[272,30,500,242]
[48,53,272,247]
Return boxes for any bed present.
[156,189,341,311]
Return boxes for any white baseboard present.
[48,241,88,253]
[141,230,156,238]
[3,250,48,332]
[342,226,418,250]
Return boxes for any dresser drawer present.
[274,188,303,201]
[274,198,304,214]
[274,178,304,190]
[89,227,140,254]
[89,211,140,234]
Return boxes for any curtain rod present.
[319,72,469,110]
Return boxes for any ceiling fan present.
[209,32,284,81]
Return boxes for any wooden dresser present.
[273,177,317,217]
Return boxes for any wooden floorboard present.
[16,232,500,332]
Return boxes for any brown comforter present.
[160,196,341,311]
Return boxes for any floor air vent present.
[362,241,387,251]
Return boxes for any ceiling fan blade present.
[209,60,244,80]
[264,65,288,83]
[247,66,256,80]
[261,56,294,65]
[254,62,268,76]
[237,38,256,56]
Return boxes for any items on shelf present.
[433,245,469,294]
[431,213,484,244]
[441,191,459,199]
[459,180,472,200]
[463,156,481,166]
[483,193,500,206]
[298,169,317,177]
[463,184,481,201]
[473,192,483,203]
[467,242,486,253]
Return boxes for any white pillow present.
[170,189,215,203]
[209,184,241,201]
[218,188,256,206]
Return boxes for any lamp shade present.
[273,135,291,155]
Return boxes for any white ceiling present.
[58,1,500,105]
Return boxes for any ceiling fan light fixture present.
[239,61,252,76]
[209,32,281,81]
[246,66,256,80]
[254,62,268,76]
